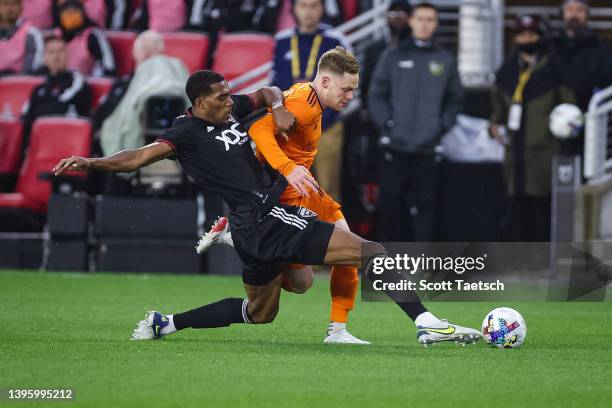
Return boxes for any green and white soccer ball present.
[549,103,583,139]
[482,307,527,349]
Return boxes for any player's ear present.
[194,96,206,110]
[321,75,331,89]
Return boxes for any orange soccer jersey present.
[249,82,356,324]
[249,83,343,222]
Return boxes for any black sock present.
[394,301,428,321]
[173,298,252,330]
[363,255,429,322]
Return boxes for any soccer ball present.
[549,103,583,139]
[481,307,527,349]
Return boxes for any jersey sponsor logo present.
[215,123,249,151]
[207,126,215,132]
[298,207,317,218]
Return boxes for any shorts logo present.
[298,207,317,218]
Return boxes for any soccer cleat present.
[196,216,234,254]
[324,329,371,345]
[131,311,169,340]
[417,319,482,347]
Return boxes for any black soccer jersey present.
[157,95,287,228]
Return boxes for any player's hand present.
[271,105,296,134]
[53,156,92,176]
[286,165,320,197]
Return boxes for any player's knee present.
[291,273,313,294]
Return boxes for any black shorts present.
[231,204,335,286]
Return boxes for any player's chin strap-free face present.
[195,82,233,125]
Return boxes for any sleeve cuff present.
[278,161,297,178]
[155,138,176,151]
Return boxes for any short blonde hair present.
[317,46,359,75]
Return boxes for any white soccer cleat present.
[131,311,169,340]
[131,311,156,340]
[324,329,371,345]
[196,216,234,254]
[417,319,482,347]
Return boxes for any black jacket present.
[368,37,463,153]
[22,70,91,145]
[551,29,612,111]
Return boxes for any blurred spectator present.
[55,0,116,76]
[22,36,91,148]
[22,0,53,28]
[490,14,575,242]
[0,0,44,74]
[368,2,462,242]
[272,0,351,202]
[133,0,185,33]
[552,0,612,112]
[99,30,189,157]
[93,29,167,132]
[360,0,411,109]
[53,1,130,31]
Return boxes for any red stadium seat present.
[340,0,359,20]
[162,32,209,73]
[87,77,114,110]
[106,30,137,76]
[213,33,275,83]
[0,117,91,213]
[0,75,45,118]
[0,119,23,175]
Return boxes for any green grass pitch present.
[1,270,611,407]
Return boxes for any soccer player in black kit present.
[53,70,481,345]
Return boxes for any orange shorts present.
[284,191,344,270]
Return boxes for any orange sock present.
[329,266,358,323]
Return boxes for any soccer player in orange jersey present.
[198,47,368,344]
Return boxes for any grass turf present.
[1,270,611,408]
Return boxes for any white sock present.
[160,314,177,336]
[414,312,440,328]
[328,321,346,335]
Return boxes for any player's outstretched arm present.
[53,142,174,176]
[247,86,295,133]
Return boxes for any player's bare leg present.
[281,265,314,294]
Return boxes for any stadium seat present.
[0,75,45,118]
[87,77,114,110]
[162,32,209,73]
[0,117,91,214]
[340,0,359,20]
[105,30,137,76]
[213,33,274,83]
[0,119,23,176]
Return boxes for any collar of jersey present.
[308,84,324,112]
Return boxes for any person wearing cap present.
[552,0,612,126]
[489,14,575,242]
[368,2,463,242]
